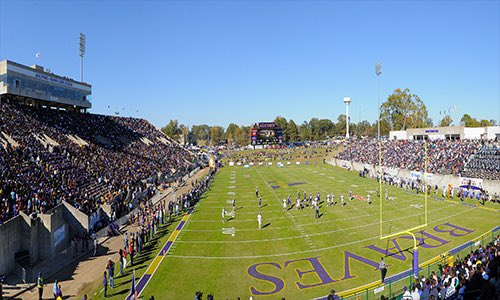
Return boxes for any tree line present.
[161,88,497,146]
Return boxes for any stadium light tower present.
[344,97,351,139]
[375,63,382,140]
[79,33,86,82]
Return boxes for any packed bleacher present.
[462,144,500,181]
[335,139,500,179]
[0,100,195,226]
[401,236,500,300]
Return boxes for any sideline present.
[125,212,192,300]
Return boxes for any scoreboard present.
[251,122,283,145]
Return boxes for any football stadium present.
[0,2,499,300]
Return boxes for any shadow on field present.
[262,222,271,229]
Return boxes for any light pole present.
[344,97,351,139]
[79,33,86,82]
[376,63,382,140]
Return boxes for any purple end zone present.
[176,220,186,230]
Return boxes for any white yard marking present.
[222,228,236,236]
[166,209,474,258]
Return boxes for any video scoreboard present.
[251,122,283,145]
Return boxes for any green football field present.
[140,163,499,300]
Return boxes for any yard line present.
[176,203,461,242]
[189,215,289,222]
[166,208,472,259]
[254,167,317,249]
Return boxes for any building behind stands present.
[390,126,500,141]
[0,60,91,111]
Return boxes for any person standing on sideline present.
[367,194,371,205]
[53,280,59,299]
[341,194,345,206]
[257,212,262,230]
[315,203,320,219]
[258,196,262,208]
[221,208,226,224]
[255,186,259,197]
[385,189,389,201]
[232,198,236,211]
[129,241,134,266]
[118,249,123,276]
[103,271,108,297]
[37,272,43,300]
[327,289,340,300]
[380,257,387,283]
[107,258,115,288]
[93,233,98,256]
[283,198,287,210]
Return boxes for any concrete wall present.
[0,216,24,275]
[389,130,408,140]
[0,202,89,276]
[463,127,485,140]
[326,158,500,194]
[486,126,500,140]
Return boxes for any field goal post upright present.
[379,140,428,280]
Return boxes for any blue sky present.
[0,0,499,128]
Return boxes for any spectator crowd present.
[336,139,499,180]
[0,100,195,226]
[400,236,500,300]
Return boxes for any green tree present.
[460,114,481,127]
[480,119,492,127]
[356,120,373,137]
[318,119,335,140]
[209,126,225,145]
[335,114,346,136]
[161,120,181,139]
[380,88,431,130]
[299,121,311,141]
[179,124,189,144]
[226,123,240,145]
[438,115,453,127]
[309,118,321,140]
[236,126,250,145]
[190,124,210,145]
[274,116,288,141]
[287,119,299,142]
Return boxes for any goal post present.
[378,140,429,280]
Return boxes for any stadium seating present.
[462,145,500,180]
[335,139,499,179]
[0,100,194,225]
